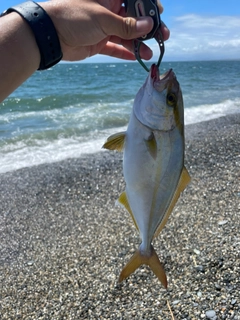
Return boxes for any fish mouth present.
[150,64,174,82]
[160,69,174,81]
[143,64,179,103]
[150,64,176,87]
[150,65,177,93]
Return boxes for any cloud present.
[151,14,240,61]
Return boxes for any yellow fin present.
[145,133,157,160]
[102,132,126,152]
[154,166,191,238]
[119,245,167,288]
[118,191,139,231]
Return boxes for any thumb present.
[104,14,154,40]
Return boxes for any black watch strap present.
[1,1,63,70]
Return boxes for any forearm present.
[0,12,40,102]
[0,0,169,102]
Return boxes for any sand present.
[0,114,239,319]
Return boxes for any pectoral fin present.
[154,166,191,238]
[117,191,139,231]
[145,132,157,160]
[102,132,126,152]
[119,245,167,288]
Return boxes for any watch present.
[1,1,63,70]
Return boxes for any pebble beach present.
[0,114,239,319]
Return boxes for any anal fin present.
[154,166,191,238]
[118,191,139,231]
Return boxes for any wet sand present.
[0,114,239,319]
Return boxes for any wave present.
[0,127,126,174]
[0,98,239,174]
[185,98,240,125]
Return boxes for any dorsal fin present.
[102,132,126,152]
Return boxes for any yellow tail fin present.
[119,245,167,288]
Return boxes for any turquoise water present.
[0,60,240,173]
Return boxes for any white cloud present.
[151,14,240,61]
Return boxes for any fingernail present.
[136,17,153,34]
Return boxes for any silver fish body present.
[103,65,190,287]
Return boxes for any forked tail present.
[118,245,167,288]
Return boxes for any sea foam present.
[0,99,239,174]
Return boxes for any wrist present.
[1,12,40,72]
[0,12,40,101]
[1,1,63,70]
[38,1,67,59]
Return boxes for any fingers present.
[99,41,153,61]
[100,7,169,42]
[161,21,170,41]
[157,0,164,14]
[109,36,153,60]
[99,42,136,60]
[100,12,154,40]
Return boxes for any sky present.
[1,0,240,62]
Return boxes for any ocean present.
[0,60,240,174]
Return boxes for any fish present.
[103,64,191,288]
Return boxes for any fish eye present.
[167,93,177,107]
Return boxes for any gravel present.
[0,114,239,319]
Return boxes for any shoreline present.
[1,108,240,174]
[0,113,239,319]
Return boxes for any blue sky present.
[1,0,240,62]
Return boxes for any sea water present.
[0,60,240,173]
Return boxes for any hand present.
[40,0,170,62]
